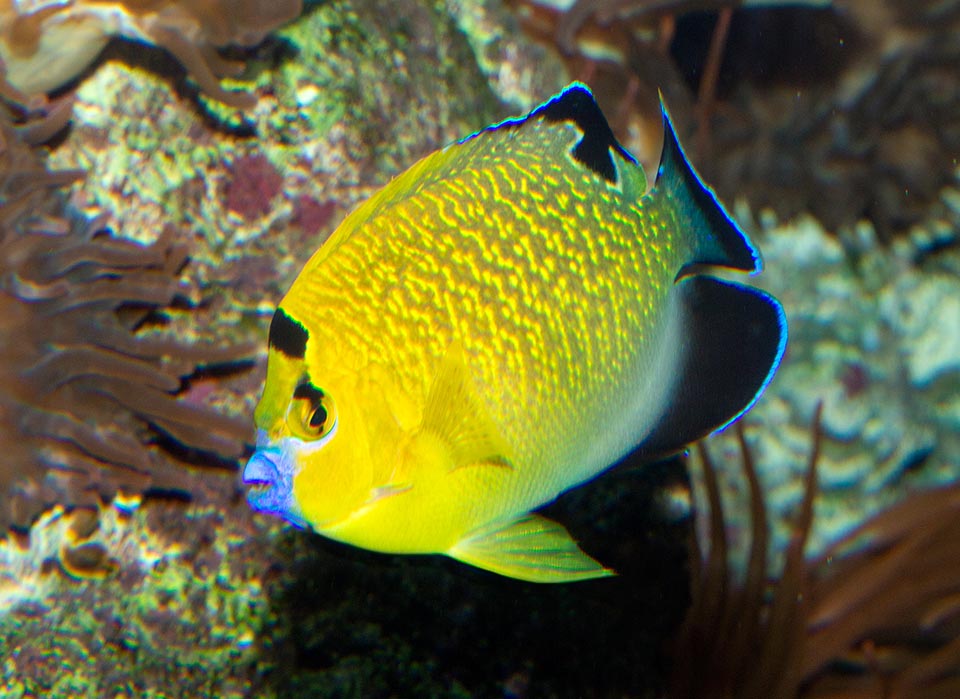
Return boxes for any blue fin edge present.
[457,83,639,182]
[656,95,762,276]
[713,284,788,434]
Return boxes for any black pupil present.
[309,405,327,430]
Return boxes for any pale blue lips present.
[242,432,307,528]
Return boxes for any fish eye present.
[289,381,337,441]
[308,404,328,430]
[302,399,335,438]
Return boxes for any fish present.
[243,83,786,583]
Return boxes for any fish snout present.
[242,447,306,528]
[243,449,281,488]
[242,449,283,510]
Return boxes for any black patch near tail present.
[635,275,786,460]
[269,308,309,359]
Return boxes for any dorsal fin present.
[529,83,636,183]
[460,82,637,185]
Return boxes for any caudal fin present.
[632,97,785,460]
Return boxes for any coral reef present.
[526,0,831,56]
[0,493,276,698]
[0,0,954,696]
[444,0,570,112]
[45,0,504,328]
[706,199,960,560]
[700,0,960,240]
[0,115,253,531]
[0,0,303,111]
[670,411,821,698]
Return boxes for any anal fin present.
[449,514,614,583]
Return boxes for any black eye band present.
[293,381,324,405]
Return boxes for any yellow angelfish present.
[243,83,786,583]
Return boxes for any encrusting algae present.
[0,112,253,532]
[0,491,275,697]
[0,0,303,111]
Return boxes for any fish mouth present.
[242,445,307,528]
[242,449,286,512]
[243,451,279,491]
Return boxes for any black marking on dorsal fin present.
[269,308,308,359]
[532,83,635,184]
[459,83,636,184]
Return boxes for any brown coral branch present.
[0,0,303,113]
[694,6,732,159]
[93,377,249,457]
[19,408,152,474]
[802,484,960,695]
[22,346,182,394]
[145,24,257,109]
[669,401,960,698]
[753,402,821,697]
[669,405,821,698]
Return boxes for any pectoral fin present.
[366,482,412,505]
[422,341,513,471]
[449,514,615,583]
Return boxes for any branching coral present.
[801,485,960,696]
[671,405,960,697]
[0,0,303,110]
[0,116,253,531]
[548,0,733,55]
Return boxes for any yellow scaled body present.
[244,84,785,582]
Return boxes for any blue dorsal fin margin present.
[458,83,637,184]
[457,84,760,275]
